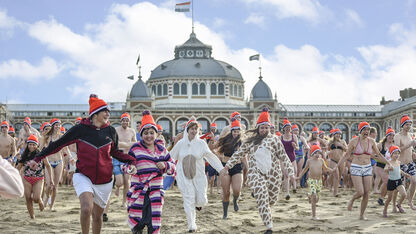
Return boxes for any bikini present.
[329,143,344,163]
[48,138,63,169]
[350,137,373,177]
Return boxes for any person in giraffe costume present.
[220,108,294,234]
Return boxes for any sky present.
[1,0,416,105]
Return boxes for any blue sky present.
[1,0,416,105]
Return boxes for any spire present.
[138,66,142,80]
[259,66,262,79]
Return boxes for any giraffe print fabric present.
[226,134,294,229]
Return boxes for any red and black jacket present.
[34,118,136,184]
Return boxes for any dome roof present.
[130,77,151,99]
[148,32,243,81]
[251,77,273,100]
[149,58,243,80]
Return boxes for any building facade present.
[5,33,416,143]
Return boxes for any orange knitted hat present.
[27,134,39,145]
[386,127,395,137]
[1,120,9,129]
[156,124,163,131]
[282,118,291,129]
[231,118,241,130]
[231,112,241,119]
[401,115,412,127]
[121,112,131,121]
[140,110,157,135]
[312,126,319,133]
[89,94,109,117]
[50,118,61,126]
[8,126,15,133]
[359,122,370,133]
[389,145,400,155]
[40,122,51,131]
[256,108,270,126]
[310,145,322,155]
[24,117,31,126]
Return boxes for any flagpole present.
[192,0,194,33]
[259,54,262,78]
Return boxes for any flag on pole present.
[175,1,191,12]
[127,75,134,80]
[249,54,260,61]
[136,54,140,65]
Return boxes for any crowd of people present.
[1,94,416,234]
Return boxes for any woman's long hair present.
[44,123,62,146]
[217,130,241,156]
[20,147,40,164]
[244,127,267,146]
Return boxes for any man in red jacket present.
[30,94,136,234]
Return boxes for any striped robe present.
[126,140,176,233]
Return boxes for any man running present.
[394,115,416,210]
[0,121,17,164]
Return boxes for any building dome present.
[130,77,151,99]
[251,76,273,100]
[148,32,243,81]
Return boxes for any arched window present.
[214,118,228,133]
[163,84,168,96]
[176,118,188,134]
[157,84,162,96]
[293,123,302,133]
[351,123,359,138]
[234,84,237,96]
[192,83,198,95]
[62,123,74,130]
[181,83,187,95]
[173,83,179,95]
[32,123,41,131]
[238,85,242,97]
[229,84,233,96]
[211,83,217,95]
[197,118,209,133]
[319,123,332,133]
[218,83,224,95]
[241,118,249,130]
[199,83,206,95]
[152,85,156,96]
[111,123,121,128]
[157,118,172,144]
[304,123,315,133]
[335,123,349,141]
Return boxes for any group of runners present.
[1,94,416,234]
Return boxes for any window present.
[157,84,162,96]
[211,83,217,95]
[218,83,224,95]
[200,83,206,95]
[173,83,179,95]
[176,118,188,133]
[234,84,237,96]
[163,84,168,96]
[152,85,156,96]
[197,118,209,133]
[304,123,315,133]
[238,85,242,97]
[157,118,172,134]
[192,83,198,95]
[319,123,332,132]
[181,83,187,95]
[230,84,233,96]
[214,118,228,133]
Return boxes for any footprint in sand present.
[66,210,78,214]
[242,219,256,227]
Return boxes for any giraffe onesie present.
[226,134,294,229]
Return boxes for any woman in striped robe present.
[126,110,176,234]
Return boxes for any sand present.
[1,184,415,233]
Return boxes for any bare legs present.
[79,192,105,234]
[348,175,372,220]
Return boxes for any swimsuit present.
[376,142,388,169]
[387,165,402,191]
[400,162,416,177]
[307,178,322,195]
[350,164,372,177]
[24,176,44,185]
[281,135,296,162]
[222,162,243,177]
[295,139,304,160]
[49,160,62,169]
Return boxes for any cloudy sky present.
[1,0,416,105]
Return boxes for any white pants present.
[73,173,112,208]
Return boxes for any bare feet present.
[392,207,398,213]
[312,216,320,220]
[359,215,367,220]
[408,203,416,211]
[39,201,44,211]
[397,204,406,213]
[347,199,353,211]
[383,210,387,218]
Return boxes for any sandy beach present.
[1,183,415,233]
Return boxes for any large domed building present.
[126,32,279,141]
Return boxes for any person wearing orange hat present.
[327,128,347,197]
[394,115,416,210]
[8,126,15,138]
[17,117,40,158]
[307,126,327,150]
[337,121,391,220]
[126,110,176,234]
[292,124,310,188]
[383,145,411,217]
[39,117,70,211]
[30,94,136,234]
[110,112,137,212]
[219,111,246,138]
[16,135,53,219]
[220,108,294,233]
[40,122,52,135]
[155,124,166,147]
[170,117,224,232]
[0,120,17,166]
[216,118,244,219]
[374,127,396,206]
[280,118,299,200]
[296,145,336,220]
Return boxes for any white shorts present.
[72,173,112,208]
